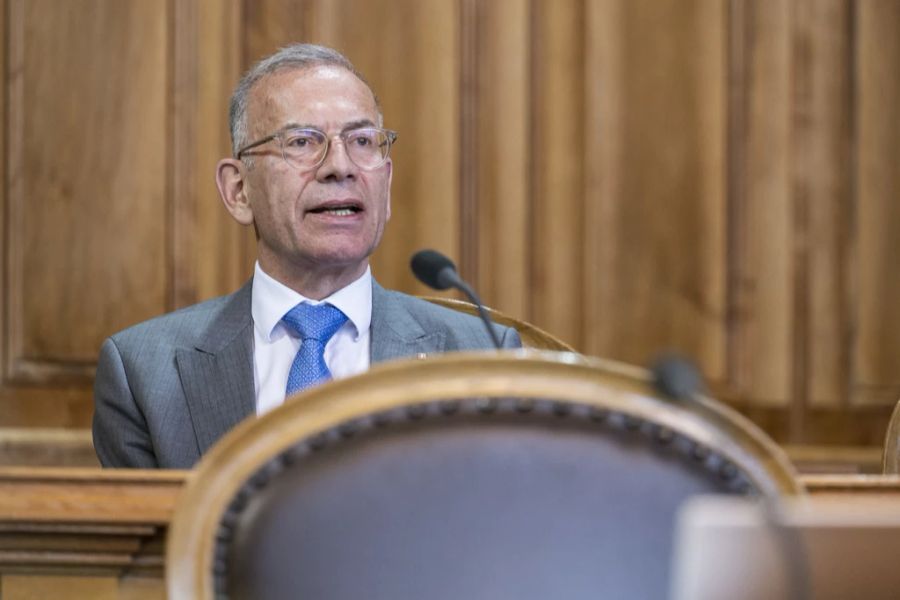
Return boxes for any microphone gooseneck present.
[410,249,503,349]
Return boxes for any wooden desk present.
[0,468,185,600]
[801,474,900,507]
[0,469,897,599]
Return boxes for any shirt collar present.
[251,262,372,342]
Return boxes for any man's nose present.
[316,138,356,181]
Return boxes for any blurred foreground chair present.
[167,350,802,600]
[882,399,900,473]
[421,296,576,351]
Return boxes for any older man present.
[93,44,520,469]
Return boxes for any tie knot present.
[282,302,348,342]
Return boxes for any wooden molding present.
[0,466,895,581]
[0,467,186,578]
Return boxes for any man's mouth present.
[307,201,363,216]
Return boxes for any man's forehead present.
[248,65,378,127]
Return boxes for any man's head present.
[216,44,394,299]
[228,44,382,157]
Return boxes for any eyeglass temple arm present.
[234,133,278,159]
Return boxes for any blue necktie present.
[282,302,348,396]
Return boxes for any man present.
[92,44,520,469]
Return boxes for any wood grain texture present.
[2,576,164,600]
[0,468,184,586]
[530,0,586,349]
[471,0,531,317]
[793,0,853,410]
[854,0,900,407]
[9,0,168,380]
[0,429,97,467]
[0,468,183,523]
[584,0,727,382]
[172,0,256,308]
[732,0,794,408]
[0,0,6,394]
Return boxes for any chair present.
[167,350,802,600]
[420,296,577,351]
[882,399,900,473]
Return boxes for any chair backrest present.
[420,296,577,351]
[882,399,900,473]
[167,350,802,600]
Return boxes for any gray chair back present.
[167,350,802,600]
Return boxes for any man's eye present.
[286,136,312,148]
[348,129,383,146]
[285,131,325,149]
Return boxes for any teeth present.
[325,208,355,216]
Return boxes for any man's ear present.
[216,158,254,225]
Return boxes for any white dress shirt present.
[251,262,372,415]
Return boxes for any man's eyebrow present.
[277,119,377,133]
[278,122,313,132]
[341,119,376,131]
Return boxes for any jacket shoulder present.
[376,287,521,349]
[107,283,250,352]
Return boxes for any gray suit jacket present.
[92,280,521,468]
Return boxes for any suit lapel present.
[175,279,443,454]
[371,281,446,363]
[176,281,256,455]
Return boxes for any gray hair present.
[229,43,381,156]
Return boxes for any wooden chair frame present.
[420,296,577,351]
[166,349,802,599]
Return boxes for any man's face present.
[239,65,392,288]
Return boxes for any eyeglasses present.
[235,126,398,171]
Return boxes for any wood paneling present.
[584,0,727,381]
[0,428,97,467]
[855,0,900,407]
[732,0,794,408]
[468,0,531,318]
[173,0,255,307]
[794,0,853,410]
[0,468,182,599]
[530,0,586,349]
[9,0,168,382]
[2,0,900,452]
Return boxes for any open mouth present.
[308,202,363,217]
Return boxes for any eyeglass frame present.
[234,126,398,171]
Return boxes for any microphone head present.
[650,353,704,401]
[411,249,458,290]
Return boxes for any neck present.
[259,259,367,300]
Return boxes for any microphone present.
[410,249,503,349]
[650,354,704,401]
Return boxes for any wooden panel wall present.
[1,0,899,452]
[2,0,169,426]
[856,0,900,407]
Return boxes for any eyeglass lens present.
[282,128,392,170]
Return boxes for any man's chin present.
[301,248,374,274]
